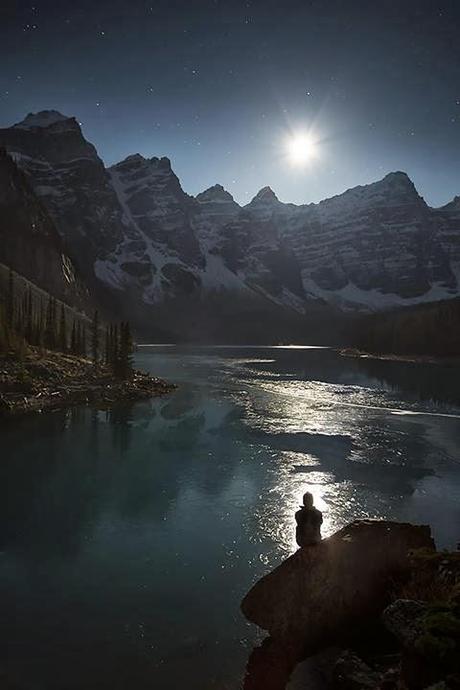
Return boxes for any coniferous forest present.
[0,268,134,379]
[349,298,460,358]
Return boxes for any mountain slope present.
[0,112,130,284]
[0,148,85,307]
[0,110,459,341]
[276,172,458,309]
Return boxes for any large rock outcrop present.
[242,520,434,651]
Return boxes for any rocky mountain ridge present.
[0,110,459,339]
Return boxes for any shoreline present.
[0,347,175,417]
[338,347,460,366]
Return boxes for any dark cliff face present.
[0,113,131,289]
[0,149,84,306]
[0,110,459,339]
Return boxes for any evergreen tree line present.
[103,321,134,379]
[1,270,134,378]
[350,298,460,357]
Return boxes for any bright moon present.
[286,134,317,165]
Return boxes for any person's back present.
[295,492,323,547]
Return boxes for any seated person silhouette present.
[295,492,323,547]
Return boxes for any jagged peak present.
[373,171,420,199]
[124,153,147,163]
[150,156,172,170]
[318,170,422,210]
[13,110,74,130]
[439,194,460,212]
[109,154,147,173]
[372,171,422,202]
[381,171,415,188]
[248,186,280,204]
[196,183,236,203]
[202,183,226,194]
[111,154,174,175]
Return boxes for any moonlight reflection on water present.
[1,346,459,690]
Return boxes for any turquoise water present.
[1,346,460,689]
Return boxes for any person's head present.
[302,492,314,508]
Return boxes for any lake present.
[1,346,460,689]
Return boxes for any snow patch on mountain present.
[302,278,459,311]
[198,254,247,291]
[2,109,460,320]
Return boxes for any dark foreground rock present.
[241,520,436,690]
[332,650,382,689]
[383,596,460,689]
[242,520,434,649]
[0,347,174,416]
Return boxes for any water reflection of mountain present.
[2,348,460,690]
[0,386,242,562]
[2,346,457,564]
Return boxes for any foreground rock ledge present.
[241,520,434,652]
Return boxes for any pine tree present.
[0,300,8,352]
[80,322,87,357]
[117,321,134,379]
[44,295,54,349]
[75,321,81,354]
[125,322,133,371]
[104,326,110,366]
[25,288,33,344]
[110,323,119,374]
[15,295,24,336]
[70,320,77,354]
[59,304,67,352]
[35,301,45,348]
[91,310,99,363]
[6,269,14,328]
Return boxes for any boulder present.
[383,598,460,689]
[382,599,427,648]
[332,650,382,689]
[241,520,434,652]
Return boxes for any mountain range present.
[1,109,459,342]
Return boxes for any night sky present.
[1,0,459,206]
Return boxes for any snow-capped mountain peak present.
[1,109,460,335]
[248,185,280,205]
[196,183,238,205]
[244,186,283,220]
[381,171,420,196]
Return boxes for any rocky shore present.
[0,346,174,416]
[241,520,460,690]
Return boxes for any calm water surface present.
[1,346,460,689]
